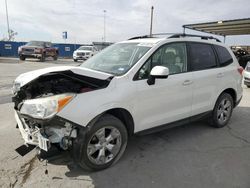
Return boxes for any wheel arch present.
[87,108,135,137]
[220,88,237,107]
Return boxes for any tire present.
[71,114,128,171]
[40,54,45,62]
[53,55,58,61]
[210,93,234,128]
[19,56,26,61]
[247,85,250,88]
[73,59,77,62]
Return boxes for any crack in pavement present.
[227,125,250,144]
[8,155,38,188]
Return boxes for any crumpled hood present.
[14,66,113,87]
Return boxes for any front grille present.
[77,52,85,56]
[24,48,34,53]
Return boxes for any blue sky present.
[0,0,249,45]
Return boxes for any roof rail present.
[128,33,177,40]
[128,35,151,40]
[168,33,221,42]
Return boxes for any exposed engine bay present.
[13,70,112,153]
[13,70,112,110]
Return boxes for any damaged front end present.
[13,69,112,153]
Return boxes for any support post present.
[149,6,154,37]
[5,0,10,41]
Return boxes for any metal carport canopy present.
[183,18,250,36]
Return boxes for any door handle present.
[182,80,193,86]
[217,73,224,78]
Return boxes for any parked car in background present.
[233,48,250,68]
[18,41,58,62]
[73,46,98,62]
[244,61,250,88]
[13,34,243,171]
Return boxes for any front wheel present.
[19,55,26,61]
[72,114,128,171]
[53,55,58,60]
[73,59,77,62]
[211,93,233,128]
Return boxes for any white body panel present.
[14,66,112,87]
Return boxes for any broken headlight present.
[20,93,75,119]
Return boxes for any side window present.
[189,43,217,71]
[137,43,187,80]
[214,45,233,66]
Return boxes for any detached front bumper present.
[15,110,78,152]
[15,111,50,151]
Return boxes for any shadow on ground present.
[41,106,250,188]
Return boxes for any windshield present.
[80,43,151,75]
[79,46,93,51]
[26,41,45,47]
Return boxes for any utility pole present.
[103,10,106,42]
[5,0,10,41]
[149,6,154,37]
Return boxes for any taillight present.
[237,66,244,75]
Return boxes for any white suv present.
[13,34,243,171]
[73,46,98,62]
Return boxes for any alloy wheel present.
[87,126,122,165]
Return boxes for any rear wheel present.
[72,114,128,171]
[211,93,233,128]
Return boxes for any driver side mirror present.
[147,66,169,85]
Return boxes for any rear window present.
[189,43,217,71]
[214,45,233,66]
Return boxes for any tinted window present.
[189,43,217,71]
[137,43,187,80]
[214,45,233,66]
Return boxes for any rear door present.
[188,42,221,116]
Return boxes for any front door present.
[133,42,193,132]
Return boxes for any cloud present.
[0,0,249,45]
